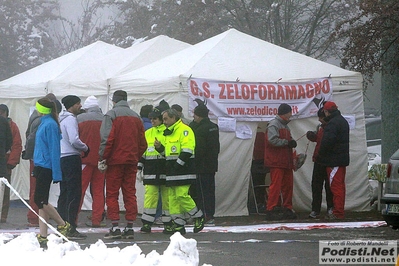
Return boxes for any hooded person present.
[264,103,297,220]
[77,95,106,227]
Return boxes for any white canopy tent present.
[0,41,122,201]
[47,35,191,110]
[109,29,371,216]
[0,36,192,213]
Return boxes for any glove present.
[98,159,107,173]
[288,139,297,148]
[306,131,317,142]
[82,146,90,158]
[136,169,144,182]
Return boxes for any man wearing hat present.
[99,90,147,239]
[59,95,89,239]
[0,104,21,223]
[264,103,297,220]
[171,104,191,125]
[77,96,105,227]
[139,101,173,234]
[189,100,220,226]
[317,101,349,219]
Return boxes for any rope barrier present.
[0,177,69,242]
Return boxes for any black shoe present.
[104,228,122,239]
[282,208,297,220]
[170,222,186,235]
[163,222,174,235]
[193,216,205,233]
[264,207,284,221]
[68,228,87,240]
[140,223,151,233]
[122,228,135,239]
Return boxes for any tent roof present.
[110,29,361,90]
[47,35,191,96]
[0,41,122,98]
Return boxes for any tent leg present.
[249,174,259,214]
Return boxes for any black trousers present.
[58,155,82,228]
[311,162,333,213]
[192,173,216,219]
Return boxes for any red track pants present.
[266,167,293,211]
[327,166,346,218]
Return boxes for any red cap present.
[323,101,337,111]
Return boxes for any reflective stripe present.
[143,155,164,160]
[166,174,196,181]
[166,155,194,160]
[181,148,194,154]
[176,158,185,166]
[143,175,157,180]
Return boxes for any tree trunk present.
[381,40,399,163]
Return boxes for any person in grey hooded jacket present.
[58,95,89,240]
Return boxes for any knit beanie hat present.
[112,90,127,103]
[171,104,183,112]
[194,104,209,117]
[323,101,338,112]
[149,100,170,119]
[62,95,81,110]
[278,103,292,115]
[83,95,99,109]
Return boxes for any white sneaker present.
[309,211,318,218]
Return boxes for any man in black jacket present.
[189,101,220,225]
[316,101,349,219]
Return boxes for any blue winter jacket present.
[33,115,62,182]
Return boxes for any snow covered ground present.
[0,232,209,266]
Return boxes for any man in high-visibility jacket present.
[139,102,173,234]
[155,108,205,234]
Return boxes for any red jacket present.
[6,119,22,167]
[78,107,103,166]
[264,116,294,169]
[99,101,147,165]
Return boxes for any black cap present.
[112,90,127,103]
[62,95,81,110]
[171,104,183,112]
[194,104,209,118]
[149,101,170,119]
[278,103,292,115]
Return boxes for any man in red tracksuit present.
[77,96,105,227]
[264,103,297,220]
[316,101,349,219]
[99,90,147,239]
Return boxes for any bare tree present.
[336,0,399,161]
[0,0,61,80]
